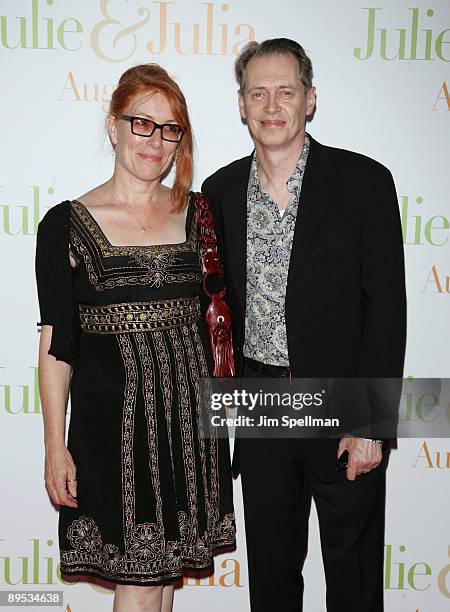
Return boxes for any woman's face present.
[108,90,180,185]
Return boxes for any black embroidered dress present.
[35,197,236,586]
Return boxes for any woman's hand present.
[38,326,76,508]
[44,444,78,508]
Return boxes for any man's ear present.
[106,114,118,147]
[306,86,316,116]
[238,89,246,120]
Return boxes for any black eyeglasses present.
[115,114,185,142]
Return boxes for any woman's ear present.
[106,114,118,147]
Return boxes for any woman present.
[36,64,236,612]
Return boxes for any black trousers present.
[238,362,387,612]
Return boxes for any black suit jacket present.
[202,135,406,481]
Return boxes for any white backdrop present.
[1,1,449,610]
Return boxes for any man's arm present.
[340,164,406,480]
[357,166,406,377]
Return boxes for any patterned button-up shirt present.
[243,135,310,366]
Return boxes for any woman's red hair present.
[110,64,193,212]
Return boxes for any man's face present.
[238,53,316,152]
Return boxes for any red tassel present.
[206,300,235,378]
[211,322,235,377]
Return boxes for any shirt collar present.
[251,134,310,195]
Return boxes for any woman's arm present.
[39,325,78,508]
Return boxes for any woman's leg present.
[161,585,174,612]
[113,585,163,612]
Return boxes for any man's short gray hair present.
[235,38,313,93]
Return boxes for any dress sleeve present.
[35,201,76,366]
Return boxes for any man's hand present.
[337,436,382,481]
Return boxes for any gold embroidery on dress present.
[189,326,222,535]
[71,199,197,258]
[59,197,236,580]
[153,331,176,492]
[63,514,182,581]
[70,225,200,292]
[79,298,200,334]
[117,334,138,548]
[188,326,235,548]
[168,327,199,542]
[212,512,236,545]
[135,333,164,532]
[181,326,213,532]
[62,328,234,580]
[69,200,201,291]
[67,515,102,553]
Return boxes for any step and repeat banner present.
[0,1,449,610]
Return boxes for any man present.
[202,38,406,611]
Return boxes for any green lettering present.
[424,215,449,245]
[408,563,432,590]
[2,557,29,585]
[57,18,83,51]
[0,15,22,49]
[354,8,379,60]
[33,367,41,413]
[31,0,39,48]
[435,29,450,61]
[410,8,419,59]
[416,393,439,422]
[0,205,31,236]
[380,27,406,60]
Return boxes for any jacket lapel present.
[287,136,334,282]
[219,138,334,310]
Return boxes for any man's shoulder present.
[202,154,253,194]
[312,137,393,181]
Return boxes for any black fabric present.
[202,135,406,482]
[244,356,290,377]
[238,363,387,612]
[202,135,405,610]
[35,197,235,585]
[239,436,387,612]
[35,201,77,365]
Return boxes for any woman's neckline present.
[71,198,191,249]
